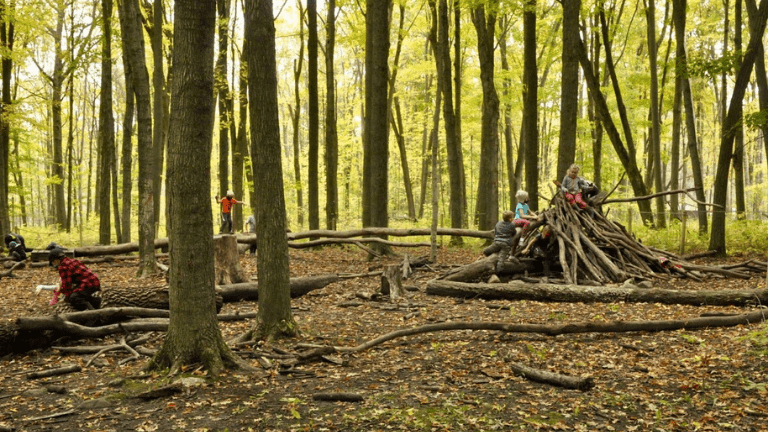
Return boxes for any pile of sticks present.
[513,194,766,285]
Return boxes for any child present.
[561,164,592,209]
[215,190,247,234]
[485,211,516,273]
[48,247,102,311]
[513,190,538,239]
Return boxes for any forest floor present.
[1,245,768,431]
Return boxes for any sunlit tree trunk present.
[557,0,580,179]
[522,0,538,211]
[0,0,11,235]
[308,0,319,230]
[324,0,338,230]
[646,0,665,228]
[118,2,134,243]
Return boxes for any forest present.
[3,1,768,430]
[0,0,766,255]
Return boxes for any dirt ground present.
[1,245,767,432]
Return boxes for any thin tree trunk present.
[324,0,338,230]
[308,0,319,231]
[646,0,665,228]
[118,3,135,243]
[523,0,539,211]
[557,0,580,178]
[98,0,114,244]
[152,0,164,230]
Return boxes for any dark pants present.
[484,240,512,272]
[220,213,233,234]
[68,287,102,311]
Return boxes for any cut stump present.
[214,235,248,285]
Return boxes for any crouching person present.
[48,247,102,311]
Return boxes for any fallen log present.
[27,364,82,380]
[438,255,536,282]
[216,274,339,302]
[425,279,768,307]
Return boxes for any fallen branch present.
[22,410,76,423]
[312,392,364,402]
[508,362,594,391]
[0,261,24,278]
[27,365,82,380]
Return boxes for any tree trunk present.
[710,0,768,255]
[439,255,535,282]
[246,0,297,340]
[363,0,391,252]
[673,0,707,233]
[120,0,156,276]
[147,0,240,377]
[646,0,665,228]
[523,0,539,211]
[98,0,114,245]
[0,0,12,235]
[291,4,305,228]
[426,280,768,307]
[119,11,135,243]
[216,275,339,302]
[52,4,67,229]
[324,0,338,231]
[308,0,319,231]
[213,235,248,285]
[557,0,580,178]
[733,0,746,219]
[471,1,501,230]
[152,0,165,229]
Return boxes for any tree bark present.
[324,0,338,230]
[98,0,114,245]
[426,279,768,307]
[147,0,241,376]
[557,0,580,180]
[213,235,248,285]
[710,0,768,255]
[0,0,12,235]
[216,274,338,302]
[471,1,501,229]
[646,0,665,228]
[308,0,319,231]
[120,0,156,276]
[522,0,538,211]
[118,6,135,243]
[246,0,297,340]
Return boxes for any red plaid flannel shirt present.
[56,257,101,298]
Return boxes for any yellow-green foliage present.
[632,218,768,256]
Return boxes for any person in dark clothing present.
[483,211,517,273]
[245,215,257,255]
[4,233,27,261]
[48,247,102,311]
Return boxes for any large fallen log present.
[216,274,339,302]
[439,255,536,282]
[425,279,768,307]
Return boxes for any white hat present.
[226,190,234,197]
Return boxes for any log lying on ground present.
[508,362,594,391]
[426,279,768,307]
[439,255,536,282]
[216,274,339,302]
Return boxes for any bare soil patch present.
[1,247,767,431]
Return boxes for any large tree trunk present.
[307,0,319,231]
[52,4,67,229]
[98,0,114,245]
[120,0,156,276]
[147,0,241,376]
[522,0,539,210]
[0,0,12,235]
[246,0,297,340]
[557,0,579,178]
[471,1,501,230]
[426,280,768,307]
[362,0,391,253]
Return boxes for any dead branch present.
[0,261,24,278]
[27,365,82,380]
[508,362,594,391]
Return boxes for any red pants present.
[513,218,530,233]
[565,192,587,209]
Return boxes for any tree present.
[324,0,338,230]
[673,0,707,233]
[216,0,230,203]
[307,0,319,231]
[646,0,665,228]
[471,0,500,230]
[98,0,114,245]
[362,0,391,243]
[119,0,156,276]
[150,0,166,229]
[522,0,538,211]
[0,0,15,235]
[290,1,304,228]
[118,0,135,243]
[147,0,242,376]
[710,0,768,255]
[556,0,579,180]
[245,0,297,339]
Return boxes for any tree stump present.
[213,235,248,285]
[381,264,405,301]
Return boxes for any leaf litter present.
[0,246,767,431]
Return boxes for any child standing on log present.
[215,190,247,234]
[47,247,102,311]
[485,211,517,273]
